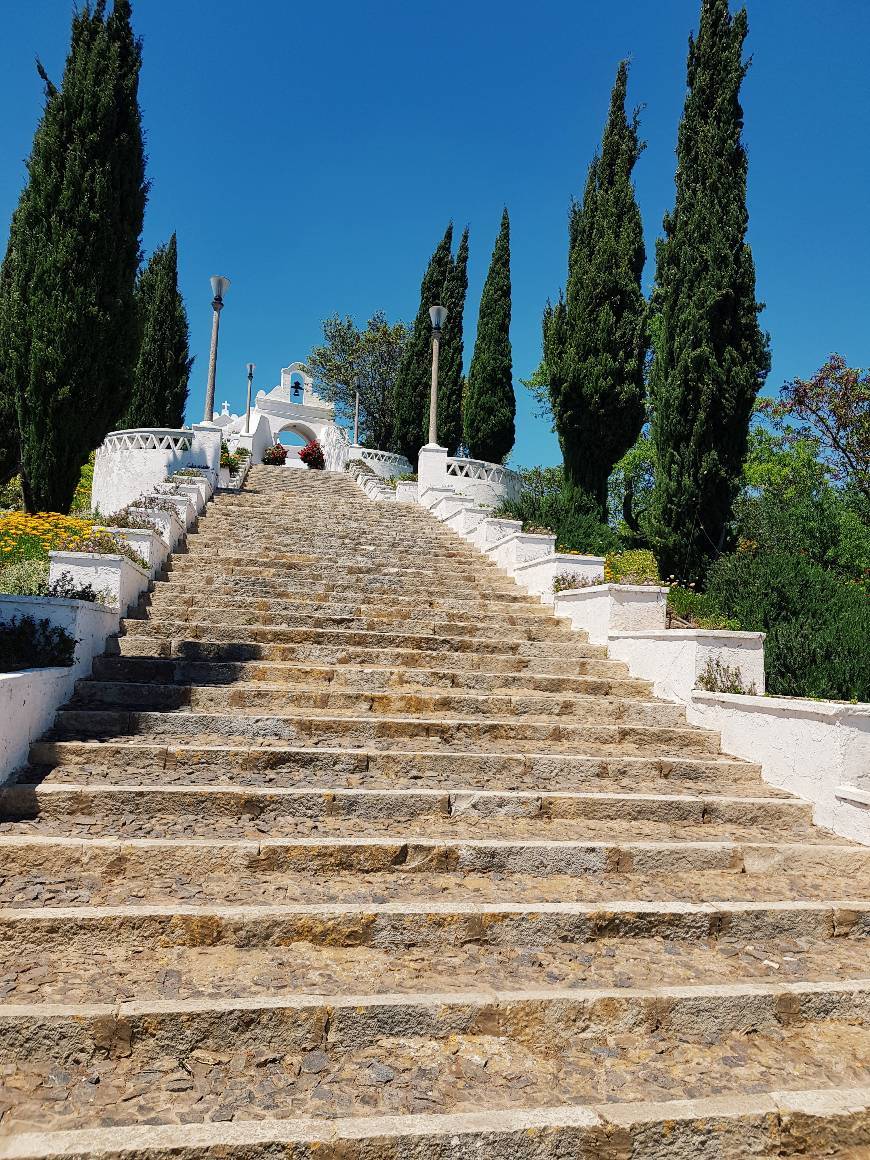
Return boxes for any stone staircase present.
[1,465,868,1158]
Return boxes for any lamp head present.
[429,304,448,332]
[246,362,255,377]
[210,275,231,302]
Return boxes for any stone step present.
[166,556,500,581]
[0,782,816,841]
[147,577,537,605]
[91,657,650,699]
[68,681,687,727]
[49,707,718,754]
[117,620,604,655]
[28,741,767,795]
[4,1086,869,1158]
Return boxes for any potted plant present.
[262,443,288,466]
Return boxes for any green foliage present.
[605,549,660,585]
[0,558,49,595]
[648,0,770,583]
[706,551,870,701]
[0,616,76,672]
[59,530,147,569]
[306,311,409,452]
[465,209,515,463]
[545,62,648,512]
[0,0,147,514]
[0,477,24,512]
[666,584,741,631]
[438,227,469,454]
[68,455,95,514]
[608,432,655,541]
[393,225,454,460]
[495,466,619,557]
[121,234,193,429]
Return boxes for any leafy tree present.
[608,431,656,540]
[757,354,870,506]
[464,209,514,462]
[392,224,454,460]
[0,0,147,513]
[306,312,409,451]
[648,0,770,583]
[495,464,619,556]
[438,227,469,454]
[546,61,648,512]
[121,234,193,430]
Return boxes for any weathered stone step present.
[6,1086,870,1159]
[0,782,815,841]
[29,741,767,795]
[69,681,687,727]
[91,656,650,699]
[2,838,867,909]
[50,706,717,754]
[166,556,500,581]
[149,577,537,604]
[146,589,556,618]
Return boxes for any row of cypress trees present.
[0,0,193,514]
[393,212,515,464]
[544,0,769,582]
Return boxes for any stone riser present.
[49,709,718,754]
[149,579,536,604]
[69,682,687,727]
[0,834,863,881]
[4,979,868,1065]
[90,657,652,699]
[146,593,556,623]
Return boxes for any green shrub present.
[605,549,660,585]
[706,551,870,701]
[495,485,619,557]
[0,616,76,672]
[697,656,758,695]
[0,476,24,511]
[0,558,49,595]
[666,585,741,631]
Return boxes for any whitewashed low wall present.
[608,628,766,703]
[688,693,870,845]
[443,504,489,537]
[555,585,668,646]
[512,553,606,604]
[95,527,168,579]
[152,487,197,529]
[395,482,418,504]
[92,425,221,516]
[127,505,185,551]
[0,596,118,783]
[487,531,556,575]
[472,517,523,553]
[48,552,149,616]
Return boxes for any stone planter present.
[395,481,418,504]
[512,553,605,604]
[471,517,523,553]
[487,531,557,575]
[126,505,185,551]
[94,526,168,579]
[443,503,490,538]
[555,584,669,645]
[152,486,197,529]
[608,628,766,704]
[169,479,207,515]
[430,493,475,521]
[48,551,150,616]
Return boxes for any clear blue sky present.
[2,1,868,467]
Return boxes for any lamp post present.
[203,276,231,424]
[427,304,447,446]
[353,377,360,446]
[245,363,255,434]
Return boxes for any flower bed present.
[0,513,93,566]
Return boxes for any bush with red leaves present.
[261,443,288,465]
[299,439,325,470]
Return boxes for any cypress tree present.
[438,226,469,454]
[546,61,648,513]
[648,0,770,582]
[464,209,514,463]
[122,234,194,429]
[0,0,147,513]
[392,224,454,460]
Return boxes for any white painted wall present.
[688,693,870,845]
[126,505,185,551]
[91,424,221,517]
[48,552,149,616]
[512,553,606,604]
[94,527,168,578]
[608,629,766,702]
[0,596,119,784]
[555,585,668,645]
[487,532,557,575]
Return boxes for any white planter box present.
[0,595,119,783]
[512,553,605,604]
[218,466,231,488]
[48,552,150,616]
[169,479,207,514]
[443,503,489,538]
[608,628,766,704]
[430,493,475,522]
[126,505,185,551]
[471,517,523,553]
[688,692,870,846]
[94,526,168,578]
[395,481,418,504]
[417,486,455,511]
[152,487,197,529]
[487,531,557,575]
[555,584,668,645]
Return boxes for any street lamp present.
[428,304,447,446]
[245,363,255,434]
[203,276,231,423]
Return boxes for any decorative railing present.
[359,448,412,471]
[101,429,192,453]
[447,457,519,487]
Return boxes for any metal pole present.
[428,326,441,446]
[203,295,224,423]
[245,364,254,434]
[353,387,360,445]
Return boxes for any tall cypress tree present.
[392,224,454,460]
[0,0,147,513]
[438,226,469,454]
[649,0,770,582]
[122,234,194,429]
[464,209,514,463]
[546,61,648,512]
